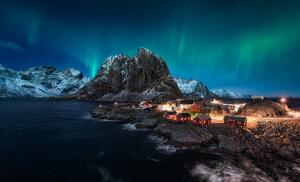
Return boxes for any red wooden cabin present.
[193,114,211,126]
[224,115,247,127]
[163,111,177,120]
[176,113,191,122]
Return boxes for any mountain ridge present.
[0,64,89,98]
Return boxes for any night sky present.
[0,0,300,96]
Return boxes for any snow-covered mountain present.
[174,78,214,100]
[0,64,89,98]
[212,89,246,99]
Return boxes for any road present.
[211,116,300,128]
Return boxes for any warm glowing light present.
[211,99,222,105]
[288,110,300,118]
[280,97,287,103]
[211,99,246,113]
[156,102,175,112]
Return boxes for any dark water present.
[0,99,217,182]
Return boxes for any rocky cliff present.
[75,48,183,102]
[0,65,89,97]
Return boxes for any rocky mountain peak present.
[75,48,182,101]
[137,47,152,56]
[174,78,215,100]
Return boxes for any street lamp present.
[280,97,287,104]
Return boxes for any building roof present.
[224,115,247,122]
[190,103,201,113]
[165,111,177,115]
[196,114,211,120]
[177,113,191,117]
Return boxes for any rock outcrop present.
[238,100,287,117]
[251,120,300,161]
[154,123,214,146]
[76,48,183,102]
[0,65,89,98]
[90,104,163,121]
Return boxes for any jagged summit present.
[174,78,215,100]
[75,48,182,102]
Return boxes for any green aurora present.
[0,0,300,96]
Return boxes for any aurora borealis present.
[0,0,300,96]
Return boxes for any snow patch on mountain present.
[0,65,89,98]
[212,89,245,99]
[174,78,214,99]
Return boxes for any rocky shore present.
[90,105,300,181]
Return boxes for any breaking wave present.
[82,113,121,122]
[97,167,123,182]
[191,163,244,182]
[148,135,177,154]
[191,161,271,182]
[122,123,138,131]
[122,123,150,131]
[81,113,97,120]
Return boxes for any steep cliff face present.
[0,65,89,97]
[76,48,183,102]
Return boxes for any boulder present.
[136,118,160,129]
[154,123,214,146]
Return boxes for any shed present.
[224,115,247,127]
[193,114,211,126]
[176,113,191,122]
[163,111,177,120]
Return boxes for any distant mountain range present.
[0,48,250,100]
[0,64,89,98]
[212,89,249,99]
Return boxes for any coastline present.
[90,104,300,181]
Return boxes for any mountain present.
[75,48,183,102]
[212,89,246,99]
[174,78,215,100]
[0,64,89,98]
